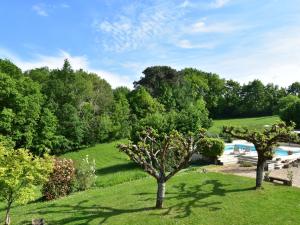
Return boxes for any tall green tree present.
[128,87,164,119]
[287,82,300,97]
[278,96,300,129]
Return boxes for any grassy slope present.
[63,140,147,188]
[208,115,281,134]
[1,136,300,225]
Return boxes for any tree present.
[128,87,164,119]
[278,95,300,128]
[0,59,22,79]
[0,145,53,225]
[118,128,206,208]
[287,82,300,97]
[111,92,131,140]
[134,66,179,98]
[217,80,241,118]
[223,122,299,189]
[239,80,268,117]
[175,99,212,134]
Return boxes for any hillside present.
[1,138,300,225]
[208,115,280,134]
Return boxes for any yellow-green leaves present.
[0,144,53,205]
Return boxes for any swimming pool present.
[224,144,300,157]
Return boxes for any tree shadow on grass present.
[23,200,154,225]
[96,162,139,176]
[136,179,255,218]
[23,179,254,224]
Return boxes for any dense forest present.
[0,58,299,155]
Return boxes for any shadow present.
[96,162,139,176]
[135,179,254,218]
[24,200,153,225]
[24,179,255,224]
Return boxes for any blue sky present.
[0,0,300,88]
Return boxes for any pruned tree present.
[223,122,299,189]
[118,128,206,208]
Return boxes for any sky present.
[0,0,300,88]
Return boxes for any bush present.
[42,158,75,200]
[197,138,225,163]
[74,155,97,191]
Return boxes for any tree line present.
[0,59,299,155]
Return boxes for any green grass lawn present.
[1,172,300,225]
[1,137,300,225]
[63,140,147,188]
[208,115,281,134]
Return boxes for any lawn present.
[208,115,281,134]
[63,140,147,188]
[1,171,300,225]
[1,138,300,225]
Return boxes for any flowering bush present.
[74,155,97,191]
[42,158,75,200]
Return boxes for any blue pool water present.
[224,144,300,156]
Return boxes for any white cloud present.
[60,3,70,8]
[32,4,48,16]
[180,0,192,8]
[94,1,183,52]
[190,20,238,33]
[177,39,215,49]
[0,49,131,88]
[210,0,231,8]
[32,3,70,16]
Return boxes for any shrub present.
[197,138,225,164]
[42,158,75,200]
[74,155,97,191]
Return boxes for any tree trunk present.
[156,181,165,209]
[5,205,11,225]
[256,159,266,189]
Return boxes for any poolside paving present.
[209,164,300,187]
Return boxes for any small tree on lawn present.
[0,145,53,225]
[223,122,299,189]
[118,128,206,209]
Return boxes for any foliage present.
[197,138,225,162]
[278,95,300,128]
[175,100,212,133]
[128,86,164,119]
[74,155,97,191]
[0,58,295,156]
[42,158,75,200]
[287,82,300,97]
[0,144,53,225]
[223,122,299,188]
